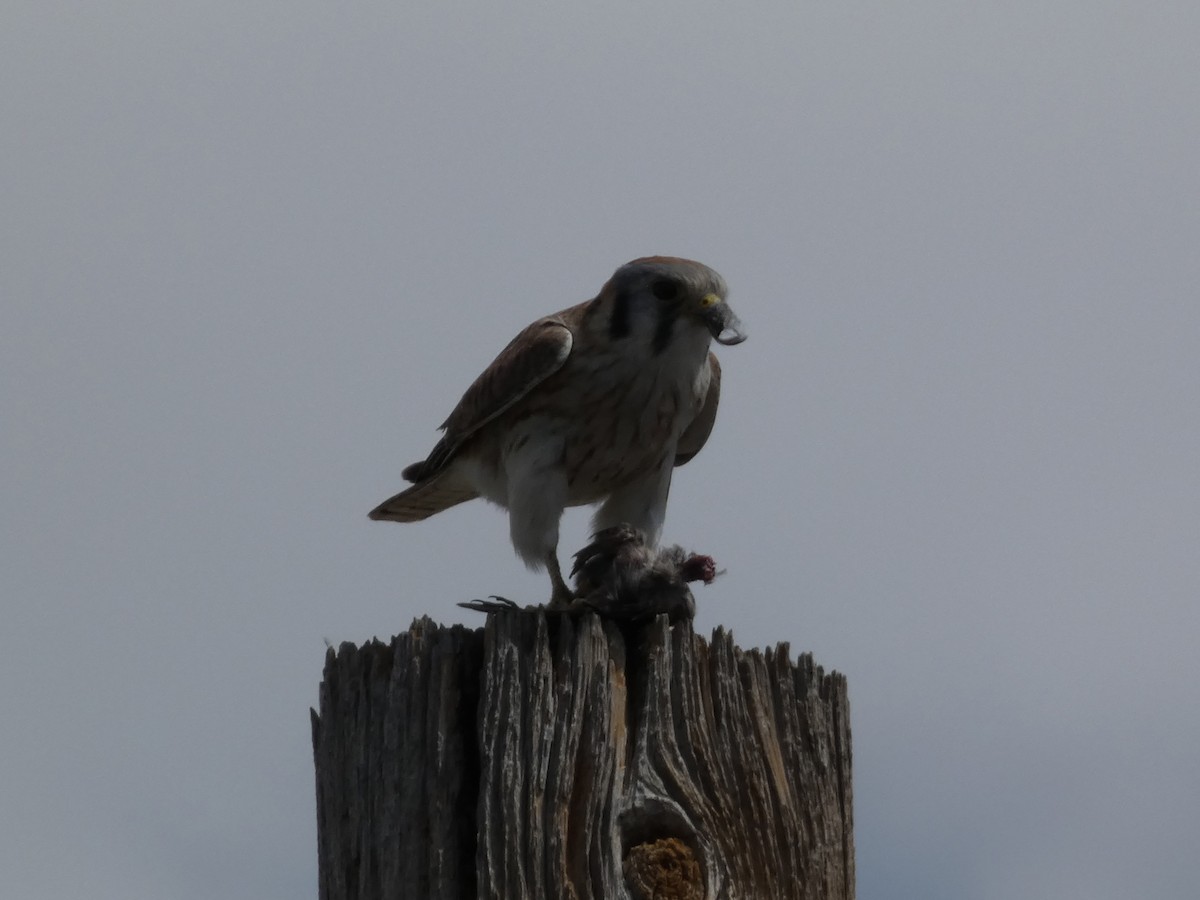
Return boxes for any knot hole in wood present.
[623,836,703,900]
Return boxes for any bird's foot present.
[545,551,577,609]
[547,585,578,609]
[457,595,522,614]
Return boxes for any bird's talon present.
[458,596,522,614]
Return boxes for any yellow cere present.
[701,293,720,307]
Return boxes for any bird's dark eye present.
[651,278,681,301]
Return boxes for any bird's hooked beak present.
[700,294,748,346]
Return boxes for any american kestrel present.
[369,256,745,604]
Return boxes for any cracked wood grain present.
[313,613,852,899]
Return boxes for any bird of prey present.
[369,256,745,604]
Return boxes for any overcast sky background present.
[4,3,1198,898]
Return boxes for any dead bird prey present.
[459,525,719,624]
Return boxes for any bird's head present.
[595,257,747,347]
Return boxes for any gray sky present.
[4,2,1198,897]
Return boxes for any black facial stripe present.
[652,278,681,301]
[652,305,676,355]
[609,287,632,339]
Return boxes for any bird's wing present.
[673,352,721,467]
[415,318,574,477]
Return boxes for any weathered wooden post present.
[312,610,853,899]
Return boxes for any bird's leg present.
[546,551,575,607]
[590,459,673,547]
[505,454,572,606]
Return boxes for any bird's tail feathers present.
[368,470,478,522]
